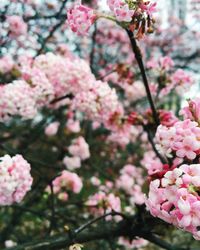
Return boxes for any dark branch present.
[126,29,160,126]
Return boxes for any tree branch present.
[4,215,187,250]
[126,29,160,126]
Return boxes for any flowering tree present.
[0,0,200,249]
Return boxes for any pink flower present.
[174,136,200,160]
[52,170,83,195]
[0,56,14,73]
[118,237,148,249]
[67,3,96,36]
[114,4,134,22]
[159,110,178,127]
[139,2,157,17]
[66,119,81,133]
[180,98,200,123]
[146,163,200,239]
[171,69,194,93]
[7,15,27,37]
[33,52,95,97]
[141,151,163,175]
[0,80,37,121]
[45,121,60,136]
[86,191,121,219]
[146,58,159,69]
[159,56,174,70]
[0,154,33,205]
[72,80,120,126]
[68,136,90,160]
[63,156,81,170]
[156,119,200,160]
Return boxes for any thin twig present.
[126,29,160,126]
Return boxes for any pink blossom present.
[141,151,163,175]
[63,156,81,170]
[33,53,95,97]
[90,176,101,186]
[68,136,90,160]
[0,56,14,73]
[180,98,200,123]
[52,170,83,196]
[67,3,96,36]
[72,80,120,126]
[116,164,145,205]
[139,1,157,17]
[45,121,60,136]
[171,69,194,93]
[86,191,121,218]
[156,119,200,160]
[146,164,200,239]
[0,154,33,205]
[114,4,134,22]
[7,16,27,37]
[118,237,148,249]
[0,80,37,121]
[159,56,174,70]
[66,119,81,133]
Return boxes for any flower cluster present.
[147,56,194,98]
[180,98,200,124]
[63,136,90,171]
[156,119,200,160]
[21,66,54,107]
[67,3,97,36]
[67,0,156,38]
[86,192,121,218]
[0,154,32,206]
[107,0,135,22]
[7,15,27,37]
[107,0,156,22]
[141,151,163,175]
[72,80,121,126]
[146,164,200,240]
[0,80,37,121]
[0,56,14,74]
[116,164,145,205]
[68,136,90,161]
[0,52,97,121]
[45,121,60,136]
[52,170,83,201]
[118,237,148,249]
[33,52,95,97]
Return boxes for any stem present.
[75,211,127,235]
[90,22,97,74]
[126,29,160,126]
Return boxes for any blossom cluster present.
[181,97,200,124]
[86,191,121,219]
[0,154,32,206]
[116,164,145,205]
[67,4,97,36]
[63,136,90,171]
[7,15,27,37]
[107,0,156,22]
[146,164,200,240]
[141,150,163,176]
[147,56,194,98]
[72,80,121,126]
[32,52,95,97]
[156,119,200,161]
[0,80,37,121]
[67,0,156,37]
[51,170,83,201]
